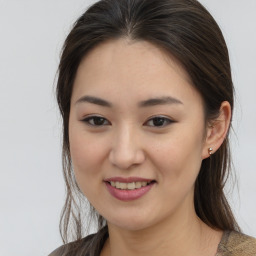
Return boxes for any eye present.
[82,116,111,126]
[144,116,174,127]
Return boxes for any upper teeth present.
[110,181,150,190]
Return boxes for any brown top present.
[216,230,256,256]
[49,228,256,256]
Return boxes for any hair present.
[56,0,240,254]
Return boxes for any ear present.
[202,101,232,159]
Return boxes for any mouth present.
[106,180,155,190]
[104,177,156,201]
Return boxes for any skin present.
[69,38,231,256]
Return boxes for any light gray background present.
[0,1,255,255]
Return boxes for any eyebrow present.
[75,96,112,107]
[138,96,183,107]
[75,95,183,107]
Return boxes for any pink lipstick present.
[104,177,156,201]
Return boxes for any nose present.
[109,125,146,170]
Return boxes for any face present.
[69,39,209,231]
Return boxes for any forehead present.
[71,38,201,106]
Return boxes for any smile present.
[108,181,152,190]
[104,177,156,201]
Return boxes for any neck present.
[101,207,222,256]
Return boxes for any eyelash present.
[144,116,174,127]
[81,115,174,128]
[82,116,111,126]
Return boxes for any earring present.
[208,147,213,155]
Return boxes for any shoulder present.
[218,230,256,256]
[48,233,95,256]
[48,226,108,256]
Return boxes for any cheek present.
[151,127,204,185]
[69,129,108,194]
[70,141,96,168]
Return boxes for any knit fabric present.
[49,229,256,256]
[216,231,256,256]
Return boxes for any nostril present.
[108,143,146,170]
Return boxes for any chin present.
[109,221,150,232]
[106,213,158,232]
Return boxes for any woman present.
[49,0,256,255]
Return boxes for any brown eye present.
[145,116,174,127]
[82,116,110,126]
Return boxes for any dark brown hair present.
[56,0,240,254]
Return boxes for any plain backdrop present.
[0,0,255,255]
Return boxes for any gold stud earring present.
[208,147,213,155]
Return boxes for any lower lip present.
[105,182,155,201]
